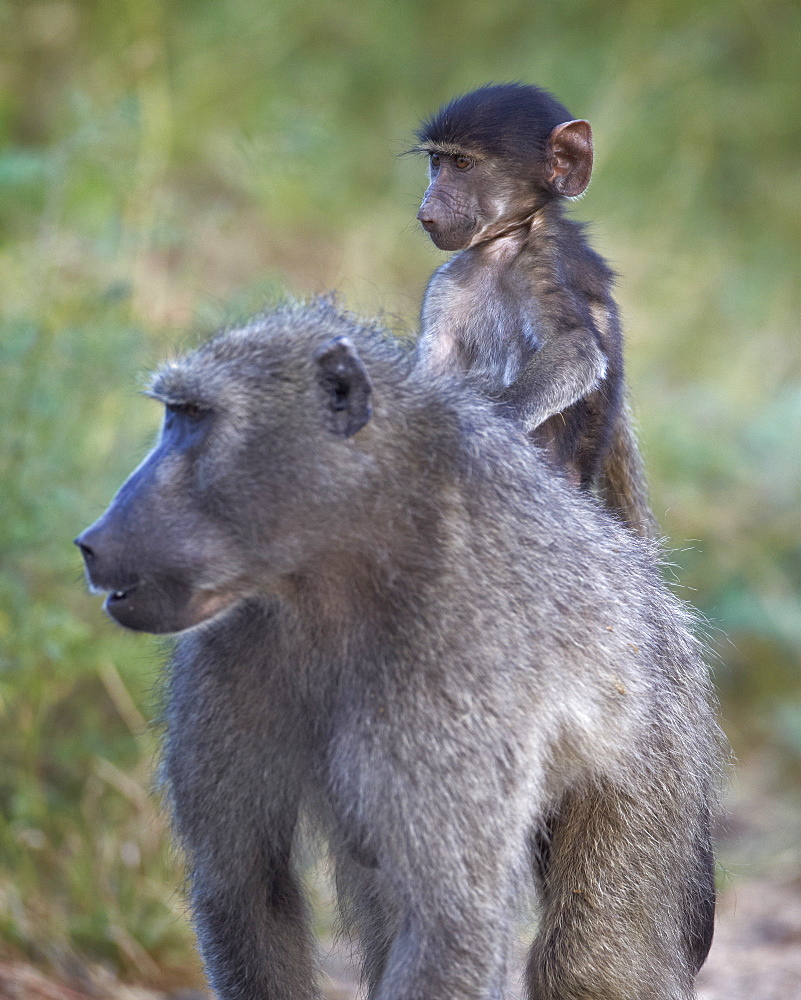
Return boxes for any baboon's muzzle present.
[76,518,194,633]
[417,205,475,251]
[76,510,239,635]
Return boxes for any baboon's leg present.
[336,855,514,1000]
[330,731,519,1000]
[335,854,398,997]
[165,609,320,999]
[189,834,317,1000]
[680,808,716,974]
[172,759,315,1000]
[527,779,714,1000]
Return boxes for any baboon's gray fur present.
[77,299,722,1000]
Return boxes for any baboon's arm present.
[497,322,607,434]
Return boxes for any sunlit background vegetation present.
[1,0,799,990]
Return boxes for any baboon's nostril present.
[75,538,95,563]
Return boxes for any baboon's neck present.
[464,199,574,267]
[277,449,458,629]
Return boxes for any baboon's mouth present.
[107,586,136,604]
[102,580,171,632]
[104,585,141,624]
[100,578,240,634]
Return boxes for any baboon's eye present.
[164,402,212,450]
[430,153,441,169]
[454,156,472,171]
[168,402,204,421]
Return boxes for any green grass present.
[1,0,799,984]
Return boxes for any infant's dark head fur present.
[415,82,574,166]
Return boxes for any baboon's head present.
[413,83,592,251]
[76,300,406,634]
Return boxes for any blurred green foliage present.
[1,0,799,986]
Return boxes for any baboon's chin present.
[104,585,239,634]
[429,226,474,252]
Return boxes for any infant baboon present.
[77,299,720,1000]
[414,83,659,538]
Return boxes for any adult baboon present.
[77,299,720,1000]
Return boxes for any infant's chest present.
[433,266,540,384]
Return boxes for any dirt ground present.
[2,767,799,1000]
[694,762,801,1000]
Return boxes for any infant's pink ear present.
[544,120,593,197]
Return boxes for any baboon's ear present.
[314,337,373,438]
[543,120,593,197]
